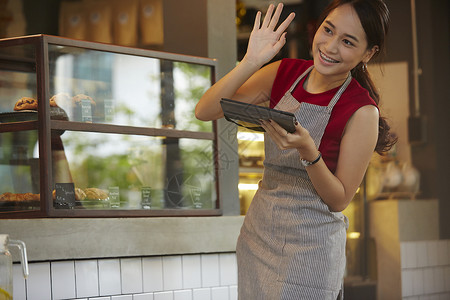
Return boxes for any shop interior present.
[0,0,449,299]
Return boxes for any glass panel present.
[173,62,213,132]
[48,45,212,131]
[57,131,216,210]
[0,44,37,113]
[177,138,216,209]
[0,130,40,212]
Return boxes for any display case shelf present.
[0,34,220,218]
[50,120,215,140]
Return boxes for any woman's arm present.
[195,3,295,121]
[261,105,379,212]
[306,105,379,211]
[195,59,278,121]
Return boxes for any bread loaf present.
[84,188,108,200]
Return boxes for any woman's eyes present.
[323,26,355,47]
[343,39,355,47]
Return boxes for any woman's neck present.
[304,68,349,94]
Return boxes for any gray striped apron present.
[236,66,351,299]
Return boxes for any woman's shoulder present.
[343,78,377,107]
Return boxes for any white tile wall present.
[401,239,450,300]
[173,289,192,300]
[15,239,447,300]
[98,259,122,296]
[143,257,164,292]
[182,255,202,289]
[154,291,174,300]
[192,288,211,300]
[219,253,237,286]
[121,258,143,294]
[51,260,76,299]
[112,295,133,300]
[27,262,51,300]
[162,256,183,291]
[13,263,26,300]
[12,253,238,300]
[133,293,154,300]
[75,259,100,298]
[201,254,220,288]
[211,287,229,300]
[229,286,237,300]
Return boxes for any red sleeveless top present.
[270,58,377,173]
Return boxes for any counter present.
[0,216,244,261]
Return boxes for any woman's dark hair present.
[317,0,397,154]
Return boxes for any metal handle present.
[8,239,29,279]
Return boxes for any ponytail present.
[352,63,397,154]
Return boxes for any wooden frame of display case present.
[0,34,221,218]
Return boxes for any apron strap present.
[326,73,352,114]
[284,65,352,115]
[286,66,314,93]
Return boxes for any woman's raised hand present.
[243,3,295,68]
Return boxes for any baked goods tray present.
[0,110,37,123]
[0,199,105,211]
[0,200,40,211]
[0,107,68,123]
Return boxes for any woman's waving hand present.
[195,3,295,121]
[244,3,296,68]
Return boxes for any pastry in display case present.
[0,34,219,217]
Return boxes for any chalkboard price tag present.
[54,183,76,209]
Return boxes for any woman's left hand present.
[260,119,318,161]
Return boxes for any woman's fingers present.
[260,119,287,137]
[260,120,288,149]
[275,12,296,35]
[252,11,262,31]
[246,3,295,68]
[272,32,287,53]
[260,119,307,150]
[261,4,275,29]
[257,3,293,32]
[268,3,284,30]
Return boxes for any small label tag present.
[104,99,114,122]
[141,187,152,209]
[55,183,76,209]
[81,99,93,122]
[109,186,120,208]
[190,186,202,209]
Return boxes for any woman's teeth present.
[320,51,339,63]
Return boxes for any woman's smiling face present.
[312,3,377,81]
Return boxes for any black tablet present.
[220,98,297,133]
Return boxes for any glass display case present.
[0,34,219,217]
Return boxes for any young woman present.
[196,0,395,298]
